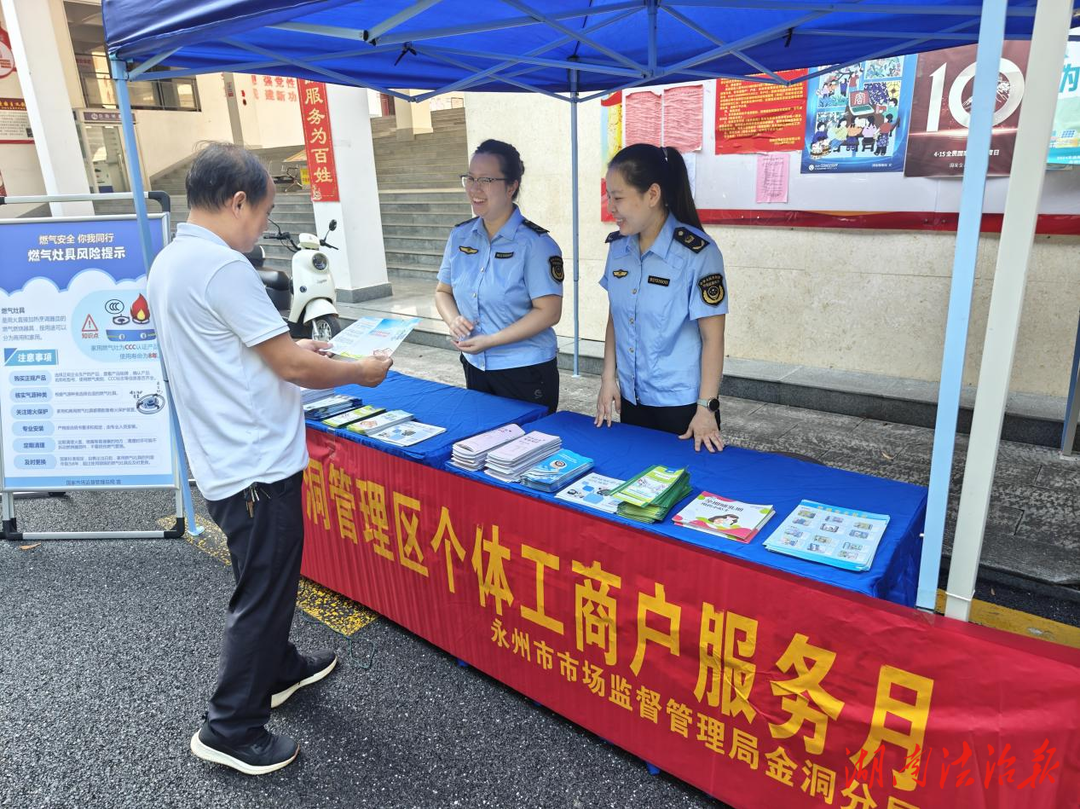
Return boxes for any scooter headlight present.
[312,252,328,271]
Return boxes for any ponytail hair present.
[608,143,703,231]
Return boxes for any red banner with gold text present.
[297,80,339,202]
[302,431,1080,809]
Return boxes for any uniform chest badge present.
[612,269,628,279]
[495,251,515,259]
[647,276,670,287]
[699,273,726,306]
[458,245,479,255]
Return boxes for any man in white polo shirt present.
[147,143,392,775]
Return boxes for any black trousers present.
[204,470,308,744]
[461,355,559,413]
[620,398,699,437]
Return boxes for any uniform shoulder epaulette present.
[605,230,626,243]
[673,226,710,254]
[454,216,479,229]
[522,219,549,235]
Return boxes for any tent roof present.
[103,0,1072,99]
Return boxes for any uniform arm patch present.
[549,255,564,283]
[699,273,725,306]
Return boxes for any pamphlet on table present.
[303,394,363,421]
[554,473,625,514]
[371,421,447,447]
[520,449,593,492]
[300,387,338,408]
[762,499,890,571]
[484,431,561,483]
[610,466,692,524]
[321,404,384,429]
[672,492,775,543]
[346,409,414,436]
[449,424,525,470]
[329,316,420,359]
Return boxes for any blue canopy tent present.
[102,0,1077,618]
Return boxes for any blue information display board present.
[0,215,175,490]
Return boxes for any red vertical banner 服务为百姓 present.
[297,80,340,202]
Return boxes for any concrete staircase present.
[86,108,471,282]
[89,145,312,275]
[372,107,472,281]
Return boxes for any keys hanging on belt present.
[245,483,261,518]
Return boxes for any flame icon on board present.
[130,294,150,324]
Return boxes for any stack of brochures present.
[520,450,594,493]
[303,394,363,421]
[554,473,625,514]
[672,492,775,543]
[484,431,561,483]
[610,466,692,524]
[301,387,338,408]
[449,424,526,470]
[346,409,414,436]
[321,404,384,429]
[372,421,447,447]
[762,499,890,572]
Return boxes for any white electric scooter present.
[262,219,342,341]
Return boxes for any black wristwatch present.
[696,397,722,428]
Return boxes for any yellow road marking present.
[936,590,1080,650]
[158,516,378,637]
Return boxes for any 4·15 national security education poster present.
[0,216,174,490]
[801,55,917,174]
[904,43,1029,177]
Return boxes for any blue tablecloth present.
[305,370,548,468]
[444,411,927,606]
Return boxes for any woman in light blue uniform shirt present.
[595,143,728,453]
[435,139,563,412]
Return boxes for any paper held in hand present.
[328,316,421,359]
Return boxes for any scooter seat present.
[258,269,291,291]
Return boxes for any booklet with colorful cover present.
[520,449,594,492]
[610,466,692,524]
[371,421,446,447]
[321,404,385,429]
[554,473,625,514]
[345,409,414,436]
[762,499,890,572]
[672,492,775,543]
[329,315,420,359]
[303,395,363,421]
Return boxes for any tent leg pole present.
[915,0,1008,612]
[571,73,581,378]
[944,0,1073,621]
[1060,311,1080,456]
[111,58,201,538]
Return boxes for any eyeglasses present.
[460,175,508,188]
